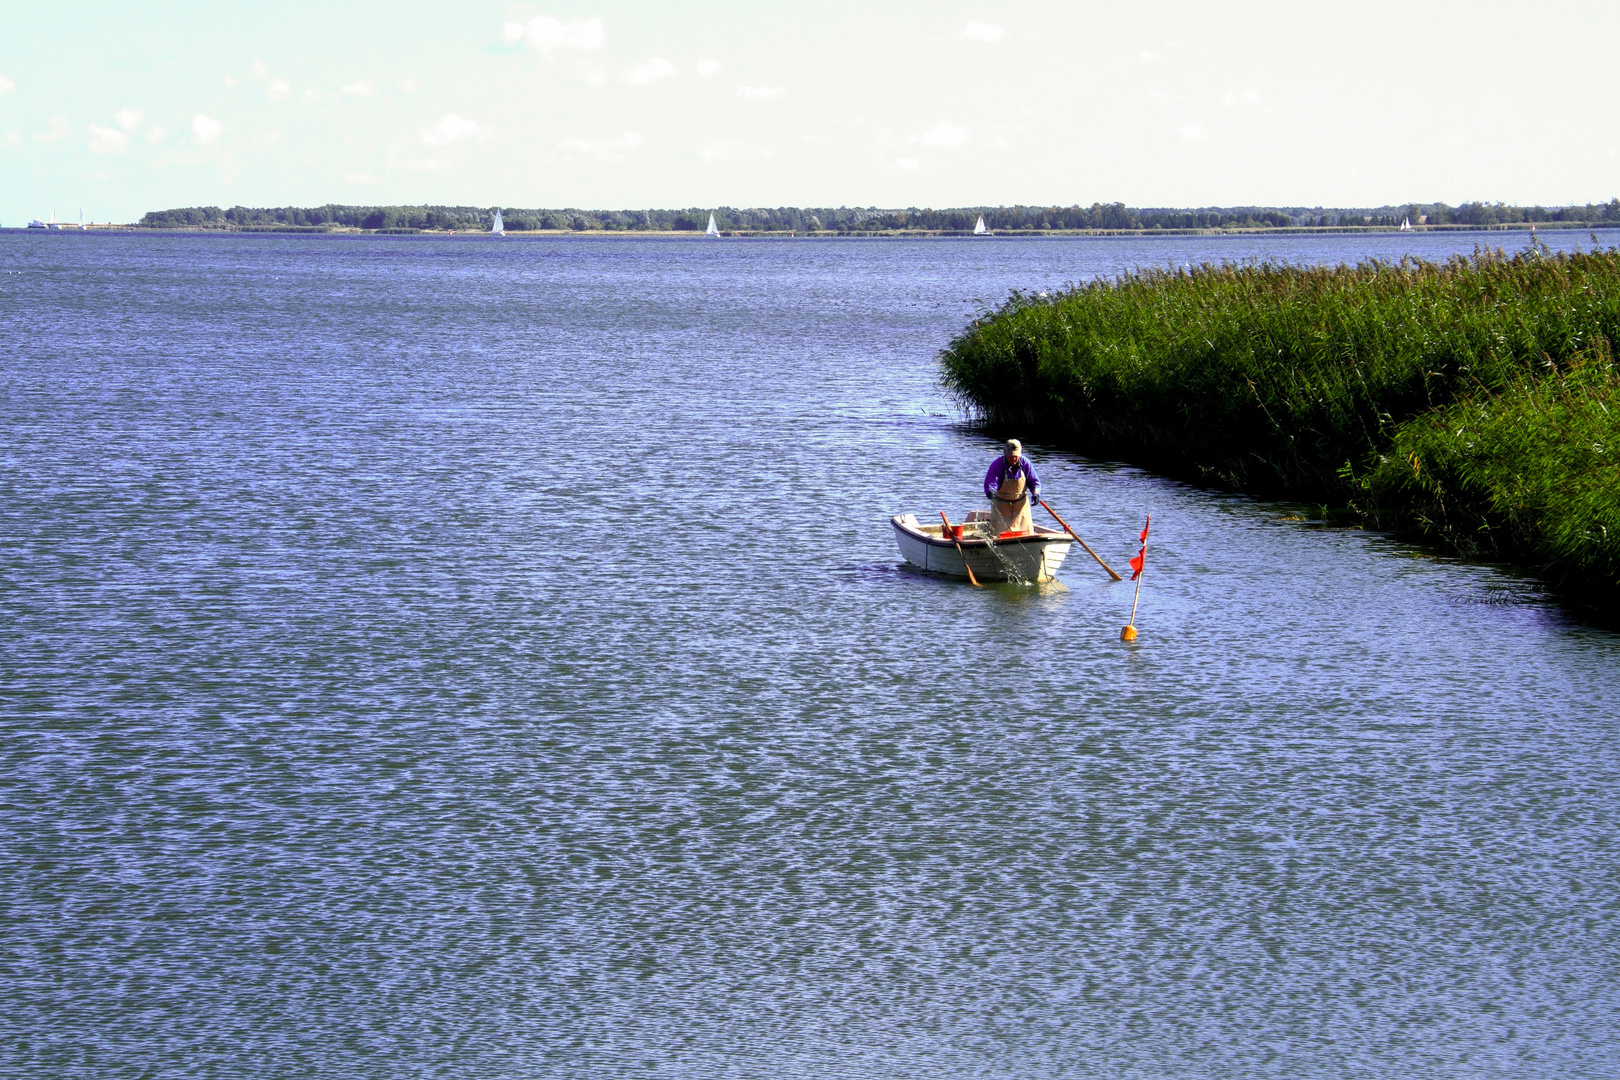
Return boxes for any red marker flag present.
[1129,515,1150,580]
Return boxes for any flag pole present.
[1122,515,1148,642]
[1121,569,1143,641]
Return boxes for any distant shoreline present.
[8,221,1616,239]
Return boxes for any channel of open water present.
[3,229,1619,1078]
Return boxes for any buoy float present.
[1120,624,1137,642]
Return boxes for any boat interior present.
[896,512,1068,543]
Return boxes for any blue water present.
[3,229,1619,1079]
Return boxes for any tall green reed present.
[1367,348,1620,592]
[939,248,1620,599]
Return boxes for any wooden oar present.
[940,512,983,587]
[1039,500,1123,581]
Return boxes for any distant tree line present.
[137,200,1620,233]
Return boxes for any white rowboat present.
[892,512,1074,582]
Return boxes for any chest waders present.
[990,464,1032,536]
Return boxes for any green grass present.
[939,246,1620,603]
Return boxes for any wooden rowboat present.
[891,511,1074,582]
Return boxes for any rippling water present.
[4,229,1619,1079]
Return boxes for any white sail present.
[1400,217,1412,231]
[491,209,504,235]
[974,215,986,235]
[706,213,718,236]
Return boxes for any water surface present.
[3,229,1619,1079]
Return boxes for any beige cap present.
[1005,439,1022,453]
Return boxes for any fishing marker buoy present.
[1120,625,1138,642]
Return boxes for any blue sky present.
[2,0,1617,224]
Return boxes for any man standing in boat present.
[984,439,1041,535]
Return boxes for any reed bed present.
[1368,353,1620,593]
[939,246,1620,603]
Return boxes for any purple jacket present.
[984,455,1040,500]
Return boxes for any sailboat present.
[974,214,987,235]
[1400,217,1413,231]
[705,213,718,237]
[491,209,504,236]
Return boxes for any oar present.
[1039,500,1122,581]
[940,512,983,588]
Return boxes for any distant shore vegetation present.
[940,243,1620,610]
[136,200,1620,235]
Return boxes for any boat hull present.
[891,514,1073,582]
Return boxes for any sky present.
[2,0,1618,224]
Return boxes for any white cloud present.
[345,171,380,184]
[557,131,643,160]
[624,58,676,84]
[223,73,238,87]
[696,59,720,78]
[192,114,222,145]
[1222,88,1261,107]
[699,141,770,163]
[893,157,921,171]
[1179,122,1208,141]
[0,71,14,95]
[114,108,143,130]
[267,78,291,99]
[340,82,374,96]
[960,21,1004,42]
[303,88,318,101]
[421,113,483,146]
[914,122,970,147]
[146,125,168,144]
[88,124,128,154]
[735,86,785,100]
[514,15,604,52]
[36,116,72,142]
[250,60,269,79]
